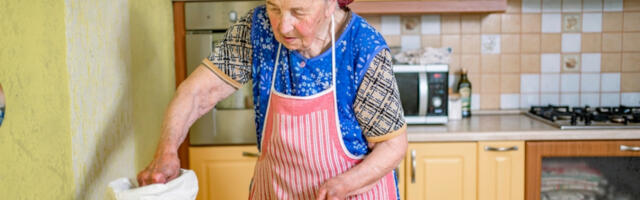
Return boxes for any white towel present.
[108,169,198,200]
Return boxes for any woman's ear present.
[324,0,338,17]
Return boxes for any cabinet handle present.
[620,145,640,152]
[411,149,416,184]
[242,151,261,157]
[484,146,518,152]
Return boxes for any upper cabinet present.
[350,0,507,14]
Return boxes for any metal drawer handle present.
[620,145,640,152]
[411,149,416,184]
[242,152,261,157]
[484,146,518,152]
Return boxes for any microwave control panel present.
[427,72,448,116]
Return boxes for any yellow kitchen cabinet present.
[405,142,477,200]
[477,141,525,200]
[189,145,259,200]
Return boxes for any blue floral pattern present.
[250,6,388,156]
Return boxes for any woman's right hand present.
[136,152,181,186]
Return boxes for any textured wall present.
[0,0,74,199]
[65,0,137,199]
[130,0,176,171]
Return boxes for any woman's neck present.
[297,9,349,59]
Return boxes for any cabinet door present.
[189,145,258,200]
[406,143,477,200]
[478,141,524,200]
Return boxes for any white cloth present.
[108,169,198,200]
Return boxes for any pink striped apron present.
[249,15,397,200]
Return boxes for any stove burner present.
[528,105,640,127]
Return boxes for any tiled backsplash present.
[363,0,640,110]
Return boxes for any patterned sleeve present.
[201,8,254,89]
[353,49,407,143]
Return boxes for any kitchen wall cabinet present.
[189,145,259,200]
[405,142,477,200]
[350,0,507,14]
[477,141,525,200]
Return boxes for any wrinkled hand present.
[316,176,349,200]
[137,152,181,186]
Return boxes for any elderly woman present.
[137,0,407,199]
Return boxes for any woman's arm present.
[316,131,407,199]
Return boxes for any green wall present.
[0,0,74,199]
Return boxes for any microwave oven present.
[393,64,449,124]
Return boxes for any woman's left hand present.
[316,176,349,200]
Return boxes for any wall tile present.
[623,0,640,11]
[383,35,401,48]
[621,73,640,92]
[469,74,481,93]
[601,93,621,106]
[401,35,421,51]
[581,33,602,52]
[461,54,481,74]
[622,33,640,51]
[481,74,501,93]
[561,93,580,107]
[601,53,621,72]
[563,0,582,12]
[421,35,441,48]
[521,94,540,108]
[450,54,461,72]
[521,14,542,33]
[507,0,523,13]
[482,54,501,73]
[541,33,562,52]
[461,34,481,53]
[542,13,562,33]
[501,34,521,53]
[501,74,521,93]
[542,0,562,12]
[521,54,541,72]
[363,15,381,31]
[501,54,521,73]
[481,14,502,33]
[442,34,461,53]
[623,12,640,32]
[381,15,401,35]
[461,14,481,34]
[562,33,582,53]
[421,15,441,34]
[602,12,623,32]
[621,93,640,106]
[601,73,621,92]
[581,53,601,72]
[583,0,603,12]
[603,0,623,12]
[562,54,581,72]
[521,74,541,93]
[481,34,501,54]
[402,16,422,35]
[522,0,542,13]
[622,53,640,72]
[500,94,521,109]
[563,14,582,32]
[441,14,461,34]
[582,13,603,32]
[541,93,560,105]
[581,93,600,106]
[602,33,622,52]
[541,53,561,72]
[581,73,601,92]
[561,73,581,92]
[521,34,541,53]
[472,94,481,109]
[481,94,501,109]
[502,14,521,33]
[541,73,560,92]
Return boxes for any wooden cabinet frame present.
[525,140,640,200]
[174,1,190,168]
[350,0,507,14]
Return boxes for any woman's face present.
[266,0,336,50]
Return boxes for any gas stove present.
[525,105,640,130]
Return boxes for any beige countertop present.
[407,114,640,142]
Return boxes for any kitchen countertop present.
[407,114,640,142]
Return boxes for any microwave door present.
[395,73,420,116]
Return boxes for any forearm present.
[340,131,408,194]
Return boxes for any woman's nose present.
[278,14,294,34]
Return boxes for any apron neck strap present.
[271,14,337,91]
